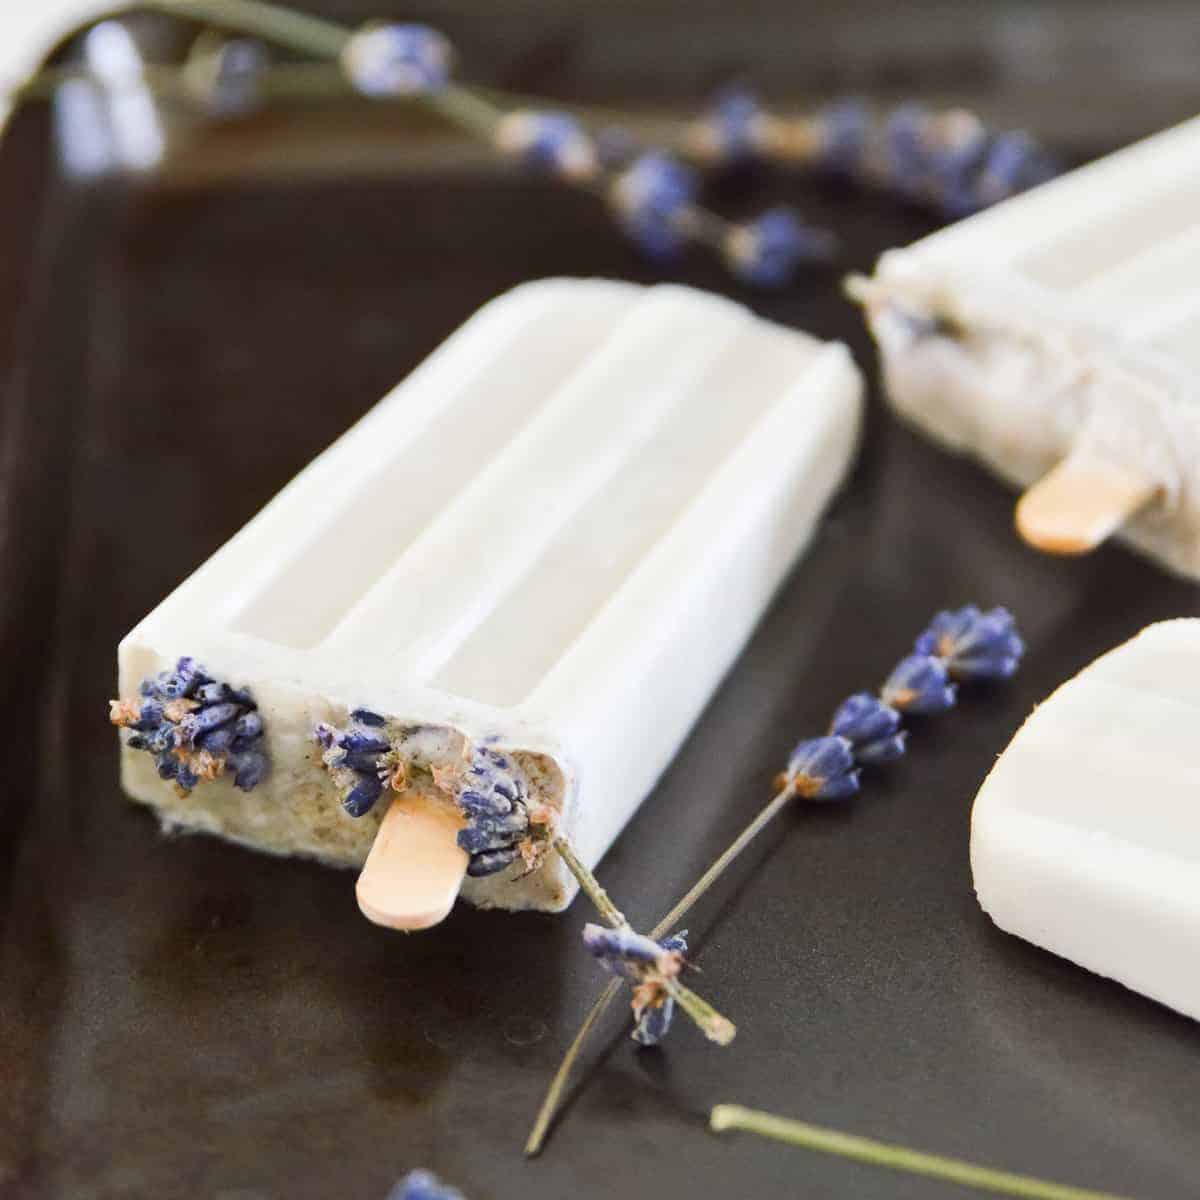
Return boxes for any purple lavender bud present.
[338,750,383,773]
[495,109,597,179]
[177,702,241,747]
[725,206,836,288]
[176,763,200,792]
[139,678,161,699]
[196,726,236,754]
[127,733,148,750]
[133,701,163,731]
[582,924,669,975]
[465,845,521,877]
[195,682,232,705]
[342,23,452,97]
[975,131,1056,206]
[658,930,688,954]
[160,656,206,699]
[314,723,337,751]
[339,730,391,756]
[914,605,1025,682]
[882,655,957,715]
[144,725,174,754]
[695,84,766,165]
[883,102,933,198]
[831,693,907,766]
[456,811,528,856]
[388,1169,465,1200]
[231,749,267,791]
[814,97,870,175]
[234,711,263,739]
[343,772,383,817]
[632,994,676,1046]
[786,735,860,800]
[609,152,697,260]
[350,708,387,726]
[155,753,179,780]
[457,788,512,818]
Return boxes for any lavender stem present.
[710,1106,1129,1200]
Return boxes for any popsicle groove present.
[431,321,827,706]
[321,288,750,673]
[233,281,635,649]
[1017,172,1200,290]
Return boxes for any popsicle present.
[972,620,1200,1021]
[853,114,1200,579]
[112,278,862,923]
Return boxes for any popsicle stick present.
[356,790,468,931]
[1015,451,1157,556]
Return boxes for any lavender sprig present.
[109,656,268,793]
[117,2,834,287]
[526,603,1025,1156]
[685,87,1059,218]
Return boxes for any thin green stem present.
[651,781,796,938]
[662,979,735,1045]
[150,0,350,57]
[553,836,627,929]
[524,977,622,1157]
[710,1106,1131,1200]
[527,782,795,1154]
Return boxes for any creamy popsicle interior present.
[116,278,862,915]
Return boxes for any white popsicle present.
[972,620,1200,1021]
[115,278,862,917]
[857,114,1200,578]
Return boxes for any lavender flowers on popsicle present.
[109,657,268,793]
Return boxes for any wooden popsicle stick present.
[1015,450,1158,556]
[356,790,468,931]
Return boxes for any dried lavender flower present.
[685,84,771,166]
[724,206,837,287]
[915,605,1025,682]
[785,735,860,800]
[494,109,598,180]
[812,97,870,175]
[583,923,690,1046]
[830,693,907,765]
[975,130,1057,207]
[110,657,267,794]
[341,22,452,97]
[608,151,698,259]
[313,714,544,877]
[881,654,958,715]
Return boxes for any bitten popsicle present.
[853,114,1200,579]
[112,278,863,925]
[972,619,1200,1021]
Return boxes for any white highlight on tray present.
[972,619,1200,1021]
[117,278,862,918]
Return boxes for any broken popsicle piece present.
[113,278,863,917]
[972,620,1200,1021]
[856,114,1200,579]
